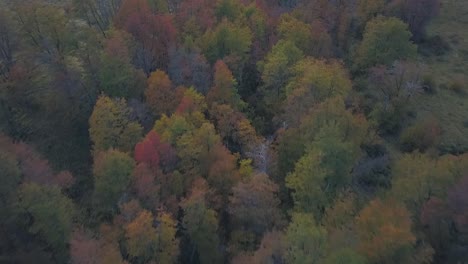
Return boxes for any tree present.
[70,229,101,264]
[207,60,244,110]
[390,153,458,214]
[283,58,352,126]
[115,0,176,74]
[447,175,468,234]
[388,0,440,41]
[356,0,386,28]
[154,212,180,263]
[134,131,161,170]
[72,0,122,37]
[356,199,415,263]
[145,70,180,117]
[132,163,160,206]
[0,9,18,79]
[277,14,312,54]
[207,143,240,197]
[174,87,208,116]
[200,19,252,78]
[258,40,303,109]
[89,96,143,152]
[134,130,176,172]
[228,173,283,237]
[0,151,21,215]
[176,122,221,176]
[354,16,417,70]
[231,231,286,264]
[181,182,222,264]
[12,140,75,188]
[93,149,135,216]
[285,213,327,264]
[286,58,351,102]
[70,228,127,264]
[19,183,75,261]
[420,197,451,254]
[168,47,211,94]
[98,54,145,98]
[367,61,424,109]
[285,149,328,216]
[209,103,260,155]
[278,96,369,180]
[324,248,367,264]
[125,210,158,262]
[14,3,75,62]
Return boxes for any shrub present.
[400,118,441,152]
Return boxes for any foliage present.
[89,96,143,152]
[19,183,75,260]
[356,199,416,263]
[93,149,135,216]
[229,173,283,237]
[145,70,180,117]
[285,213,327,264]
[0,0,465,262]
[181,182,222,264]
[354,16,417,70]
[399,118,441,152]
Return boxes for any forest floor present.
[415,0,468,153]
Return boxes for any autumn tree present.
[89,96,143,152]
[390,153,458,214]
[420,197,451,255]
[207,143,241,198]
[93,149,135,216]
[145,70,180,117]
[176,0,216,39]
[354,16,417,70]
[176,122,221,175]
[70,229,101,264]
[70,228,127,264]
[356,199,416,263]
[7,139,75,188]
[209,103,259,155]
[115,0,177,74]
[229,173,283,238]
[134,130,176,172]
[283,58,352,126]
[278,14,312,53]
[206,60,244,110]
[125,210,158,262]
[155,212,180,263]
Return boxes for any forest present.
[1,0,468,263]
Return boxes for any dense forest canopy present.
[1,0,468,263]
